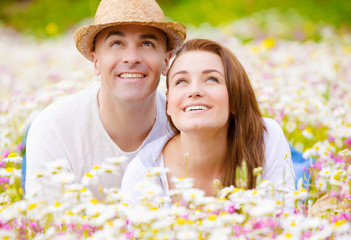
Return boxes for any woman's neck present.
[164,128,227,196]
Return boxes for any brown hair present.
[166,39,267,189]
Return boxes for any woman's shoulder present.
[262,117,282,130]
[262,118,285,138]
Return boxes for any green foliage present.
[0,0,350,38]
[0,0,100,37]
[161,0,351,28]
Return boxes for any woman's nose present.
[187,83,204,98]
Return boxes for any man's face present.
[91,24,171,104]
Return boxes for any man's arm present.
[25,110,72,201]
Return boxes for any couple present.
[25,0,295,203]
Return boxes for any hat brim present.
[74,21,186,61]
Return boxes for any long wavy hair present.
[166,39,267,189]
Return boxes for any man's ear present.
[91,51,101,76]
[162,51,172,76]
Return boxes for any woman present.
[122,39,295,204]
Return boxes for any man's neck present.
[97,89,157,152]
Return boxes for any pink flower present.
[310,161,322,170]
[126,231,133,239]
[17,143,24,151]
[328,136,335,142]
[344,138,351,146]
[293,208,299,214]
[81,224,90,230]
[298,123,308,130]
[302,231,312,239]
[2,150,10,158]
[226,204,236,214]
[340,212,350,221]
[331,216,338,223]
[29,222,37,228]
[232,225,247,237]
[0,177,9,184]
[67,223,75,229]
[330,190,338,197]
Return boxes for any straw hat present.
[74,0,187,61]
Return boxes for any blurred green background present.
[0,0,350,38]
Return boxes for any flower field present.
[1,11,350,239]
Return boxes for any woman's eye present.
[206,77,219,83]
[175,79,187,85]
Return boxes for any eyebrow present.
[140,34,159,42]
[105,31,159,42]
[171,69,224,79]
[203,69,224,77]
[105,31,124,41]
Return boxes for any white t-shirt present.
[121,118,296,207]
[25,83,169,199]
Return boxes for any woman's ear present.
[230,107,235,115]
[166,91,170,115]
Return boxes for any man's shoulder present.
[32,83,100,123]
[137,135,171,168]
[156,87,166,102]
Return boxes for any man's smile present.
[118,73,146,78]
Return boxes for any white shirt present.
[25,83,168,199]
[122,118,296,207]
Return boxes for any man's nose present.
[122,46,142,66]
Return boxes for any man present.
[25,0,186,199]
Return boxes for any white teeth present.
[119,73,145,78]
[185,106,209,112]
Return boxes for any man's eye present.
[111,40,121,47]
[142,41,154,47]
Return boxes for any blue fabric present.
[290,145,312,187]
[21,124,30,192]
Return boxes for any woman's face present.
[167,50,229,133]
